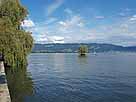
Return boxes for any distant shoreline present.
[31,51,136,53]
[32,43,136,53]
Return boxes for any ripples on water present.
[7,53,136,102]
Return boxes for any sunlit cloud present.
[21,19,35,28]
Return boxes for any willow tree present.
[0,0,33,67]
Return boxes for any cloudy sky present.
[21,0,136,46]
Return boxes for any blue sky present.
[21,0,136,46]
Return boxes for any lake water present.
[6,53,136,102]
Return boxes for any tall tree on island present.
[78,45,88,56]
[0,0,33,67]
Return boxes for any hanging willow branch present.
[0,0,33,68]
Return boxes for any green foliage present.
[78,45,88,56]
[0,0,27,29]
[0,0,33,67]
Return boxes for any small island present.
[78,45,88,56]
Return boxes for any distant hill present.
[32,43,136,53]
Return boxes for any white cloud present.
[37,34,65,44]
[21,19,35,28]
[47,0,64,16]
[29,12,136,46]
[125,8,131,12]
[95,16,105,19]
[130,15,136,21]
[59,15,85,31]
[48,36,65,43]
[59,21,66,26]
[64,8,73,15]
[44,18,58,25]
[119,13,126,17]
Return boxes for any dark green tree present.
[78,45,88,56]
[0,0,33,67]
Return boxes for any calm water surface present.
[7,53,136,102]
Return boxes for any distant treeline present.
[32,43,136,53]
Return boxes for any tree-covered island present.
[78,45,88,56]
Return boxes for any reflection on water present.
[52,53,65,72]
[78,55,88,65]
[6,66,33,102]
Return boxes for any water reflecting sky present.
[7,53,136,102]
